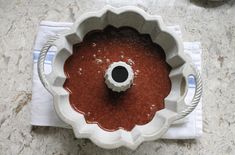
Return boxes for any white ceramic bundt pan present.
[38,6,202,150]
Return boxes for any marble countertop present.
[0,0,235,154]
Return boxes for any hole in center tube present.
[111,66,128,83]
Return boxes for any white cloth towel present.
[31,21,202,139]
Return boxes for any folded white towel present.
[31,21,202,139]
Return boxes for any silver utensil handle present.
[37,35,59,93]
[176,64,203,120]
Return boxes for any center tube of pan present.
[104,61,134,92]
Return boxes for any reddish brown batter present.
[63,26,171,131]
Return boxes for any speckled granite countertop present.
[0,0,235,154]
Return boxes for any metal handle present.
[176,64,203,120]
[37,35,59,93]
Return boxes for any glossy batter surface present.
[63,26,171,131]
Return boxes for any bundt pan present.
[38,6,202,149]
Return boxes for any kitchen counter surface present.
[0,0,235,154]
